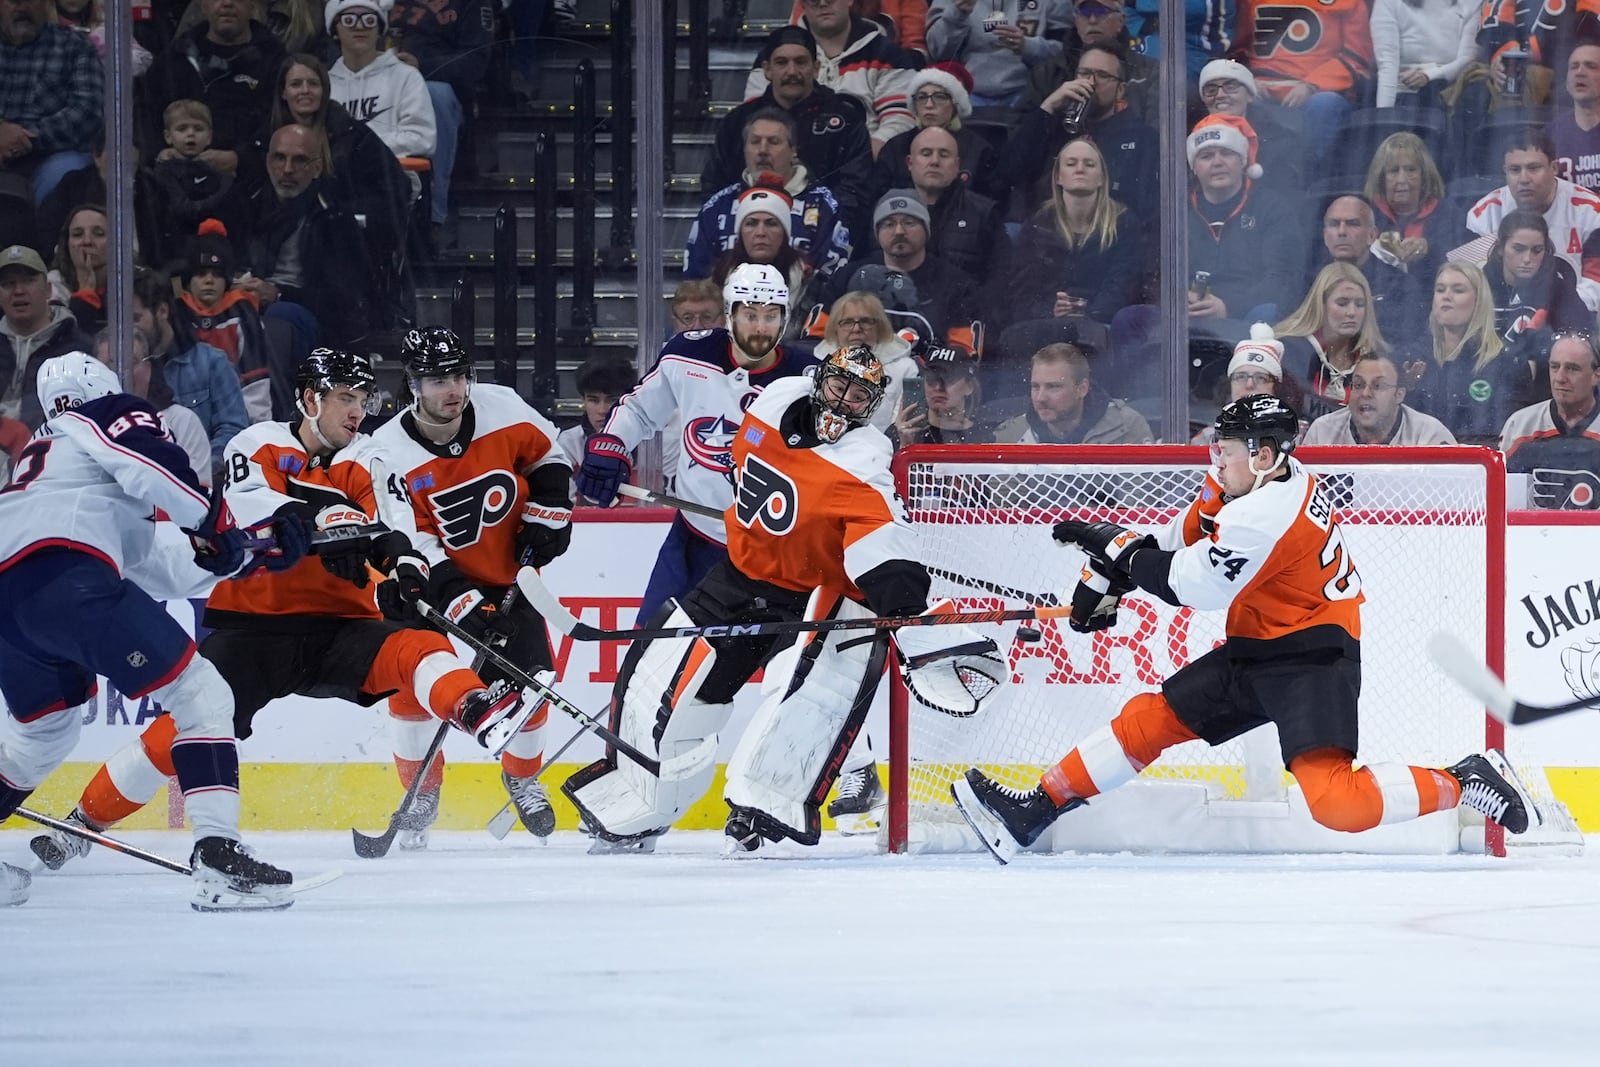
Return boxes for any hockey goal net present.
[887,444,1576,858]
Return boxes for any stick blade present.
[516,566,578,635]
[1427,632,1516,723]
[351,822,399,859]
[486,804,518,840]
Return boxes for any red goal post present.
[887,444,1513,857]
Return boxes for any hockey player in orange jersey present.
[953,394,1544,863]
[29,349,534,869]
[371,327,574,842]
[564,345,1009,854]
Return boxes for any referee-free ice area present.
[3,830,1598,1067]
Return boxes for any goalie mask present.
[36,351,121,418]
[811,344,886,443]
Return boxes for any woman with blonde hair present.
[1364,132,1452,282]
[814,291,918,432]
[1274,261,1387,418]
[1402,261,1535,443]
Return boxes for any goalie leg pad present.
[562,602,734,839]
[723,590,891,845]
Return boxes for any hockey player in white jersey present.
[371,327,574,841]
[563,345,1008,853]
[0,353,304,910]
[574,263,817,625]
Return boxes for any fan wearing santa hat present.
[872,62,1000,197]
[1196,58,1306,192]
[1183,112,1304,325]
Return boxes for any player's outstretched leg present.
[1,861,30,907]
[827,756,886,836]
[29,807,97,870]
[1447,749,1541,834]
[388,700,446,851]
[952,769,1083,864]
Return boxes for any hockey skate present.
[722,807,784,856]
[455,679,540,757]
[580,815,663,855]
[828,762,886,836]
[190,837,295,912]
[29,807,97,871]
[502,769,556,839]
[396,787,440,851]
[1447,749,1542,835]
[2,860,30,906]
[951,768,1083,865]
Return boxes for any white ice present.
[3,831,1599,1067]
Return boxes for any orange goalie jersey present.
[370,383,568,585]
[1154,459,1363,657]
[208,421,397,625]
[726,376,920,603]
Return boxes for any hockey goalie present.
[562,344,1009,853]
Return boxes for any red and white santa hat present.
[1228,323,1284,380]
[1186,113,1263,180]
[911,62,974,119]
[733,185,793,238]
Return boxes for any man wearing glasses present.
[1195,59,1304,193]
[927,0,1073,106]
[1302,353,1455,446]
[1499,332,1600,508]
[1019,0,1156,122]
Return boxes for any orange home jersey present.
[207,421,392,624]
[726,376,919,600]
[1156,460,1362,656]
[1237,0,1374,97]
[371,384,568,586]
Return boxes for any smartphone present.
[901,375,926,413]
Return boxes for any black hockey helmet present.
[1214,393,1299,455]
[296,347,376,398]
[400,326,472,380]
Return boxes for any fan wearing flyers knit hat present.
[874,60,1000,197]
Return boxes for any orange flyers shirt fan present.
[726,376,919,600]
[208,421,391,623]
[371,383,567,586]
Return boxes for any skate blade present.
[831,808,885,836]
[190,868,342,912]
[950,778,1018,866]
[1485,749,1545,833]
[585,835,659,856]
[396,830,431,851]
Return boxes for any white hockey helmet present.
[36,351,121,419]
[723,261,790,323]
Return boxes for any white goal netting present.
[887,445,1577,856]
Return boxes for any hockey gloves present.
[186,488,252,578]
[313,503,376,586]
[574,433,630,507]
[377,553,431,621]
[440,588,518,642]
[1054,520,1154,583]
[516,499,573,569]
[256,502,315,572]
[1068,559,1135,634]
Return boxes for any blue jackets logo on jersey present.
[683,415,741,479]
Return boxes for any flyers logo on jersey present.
[1252,6,1322,56]
[734,455,798,535]
[427,469,520,549]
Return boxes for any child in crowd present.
[147,101,236,268]
[171,222,273,423]
[557,356,639,468]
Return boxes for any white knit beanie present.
[733,185,793,238]
[1199,59,1259,99]
[326,0,392,33]
[1229,323,1285,381]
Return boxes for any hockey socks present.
[1290,749,1461,833]
[499,700,549,779]
[1042,692,1198,805]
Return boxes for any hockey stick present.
[413,597,717,781]
[351,718,450,859]
[516,566,1070,643]
[486,720,592,839]
[1427,632,1600,726]
[16,807,192,874]
[614,484,1058,606]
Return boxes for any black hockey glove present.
[312,502,376,586]
[377,553,430,622]
[257,502,315,572]
[1068,558,1135,634]
[516,500,573,569]
[439,588,518,643]
[1054,519,1154,582]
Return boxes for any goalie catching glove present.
[893,601,1008,717]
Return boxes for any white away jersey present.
[1468,178,1600,310]
[603,329,817,543]
[0,394,211,582]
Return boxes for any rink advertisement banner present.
[6,510,1600,831]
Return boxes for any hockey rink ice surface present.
[4,831,1599,1066]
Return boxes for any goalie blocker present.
[565,362,1007,851]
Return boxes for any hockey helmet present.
[400,326,473,381]
[723,262,790,322]
[1214,393,1299,455]
[812,343,886,443]
[35,351,121,419]
[296,347,377,399]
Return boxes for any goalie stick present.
[14,808,342,893]
[614,483,1058,606]
[517,566,1069,644]
[1428,632,1600,726]
[413,596,717,782]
